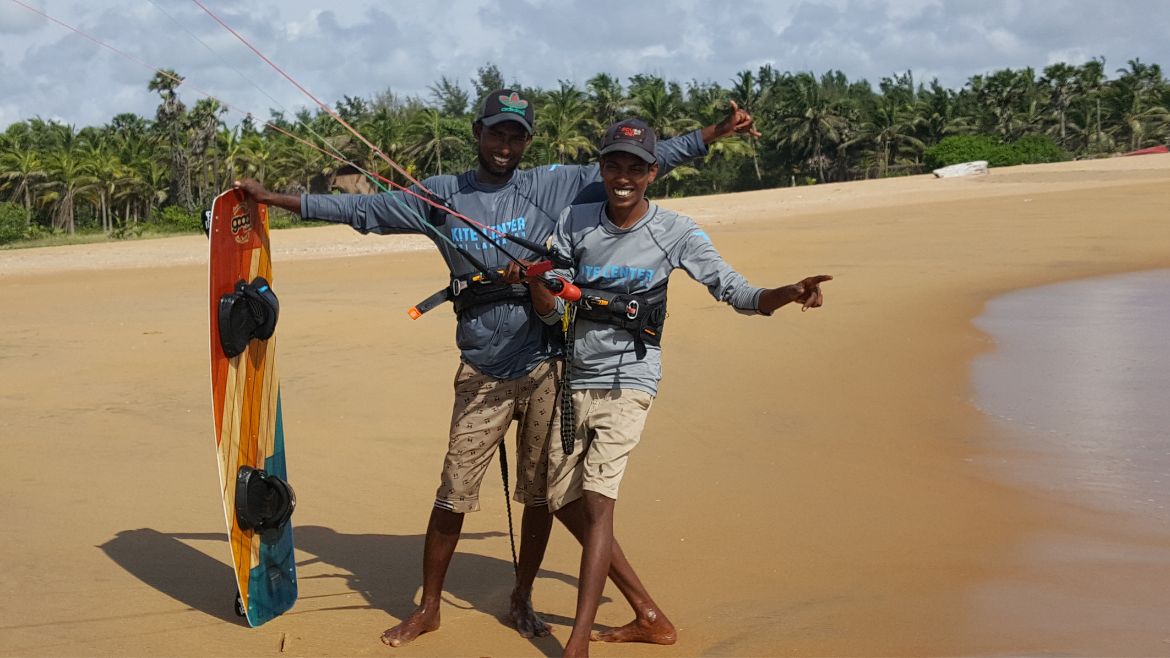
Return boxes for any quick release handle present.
[545,276,581,302]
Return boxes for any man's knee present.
[429,505,465,526]
[582,490,615,524]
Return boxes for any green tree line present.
[1,58,1167,245]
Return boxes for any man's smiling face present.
[600,152,657,215]
[474,121,532,178]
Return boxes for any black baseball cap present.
[477,88,534,134]
[599,119,657,163]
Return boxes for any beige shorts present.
[546,388,654,512]
[434,359,560,513]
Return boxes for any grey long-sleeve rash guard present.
[300,130,707,380]
[545,201,765,396]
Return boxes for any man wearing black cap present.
[529,118,830,656]
[235,90,759,649]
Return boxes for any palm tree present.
[0,148,45,219]
[773,73,851,182]
[80,140,124,233]
[860,97,925,177]
[138,158,170,224]
[238,133,274,183]
[188,98,226,207]
[912,79,968,147]
[628,76,700,139]
[730,69,768,180]
[700,135,754,192]
[428,76,470,117]
[534,82,596,164]
[1073,58,1108,152]
[360,105,411,185]
[407,108,464,176]
[148,69,191,208]
[1040,63,1079,147]
[969,67,1041,140]
[214,126,244,192]
[112,156,149,228]
[586,73,626,135]
[1109,59,1170,150]
[38,150,98,234]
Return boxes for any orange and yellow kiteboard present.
[208,187,297,626]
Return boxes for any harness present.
[574,285,668,359]
[408,191,577,320]
[409,272,531,319]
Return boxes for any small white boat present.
[932,161,989,178]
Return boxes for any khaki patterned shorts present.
[434,359,560,513]
[546,388,654,512]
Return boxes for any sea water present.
[971,269,1170,522]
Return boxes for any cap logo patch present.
[618,126,644,138]
[498,92,529,115]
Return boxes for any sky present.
[1,0,1168,129]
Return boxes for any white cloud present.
[1,0,1169,128]
[0,0,47,34]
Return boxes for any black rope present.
[560,305,577,455]
[498,442,518,575]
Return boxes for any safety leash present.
[559,304,578,455]
[498,443,518,575]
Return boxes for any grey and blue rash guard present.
[545,201,765,396]
[299,130,708,380]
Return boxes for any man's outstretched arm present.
[234,178,432,236]
[757,275,833,315]
[655,100,761,175]
[535,100,763,207]
[700,100,761,144]
[236,179,300,214]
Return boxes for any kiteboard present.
[208,187,297,626]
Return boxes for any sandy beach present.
[1,153,1168,657]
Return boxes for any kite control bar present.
[473,259,580,301]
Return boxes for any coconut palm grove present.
[1,59,1167,245]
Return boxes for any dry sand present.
[1,153,1168,657]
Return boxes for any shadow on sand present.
[100,526,595,652]
[97,528,241,625]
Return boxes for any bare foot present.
[563,637,590,658]
[380,606,440,648]
[509,589,551,638]
[590,607,676,645]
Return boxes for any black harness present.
[575,285,668,359]
[410,272,531,318]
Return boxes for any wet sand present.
[1,153,1168,656]
[968,270,1170,654]
[974,269,1170,518]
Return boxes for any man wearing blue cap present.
[237,91,760,648]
